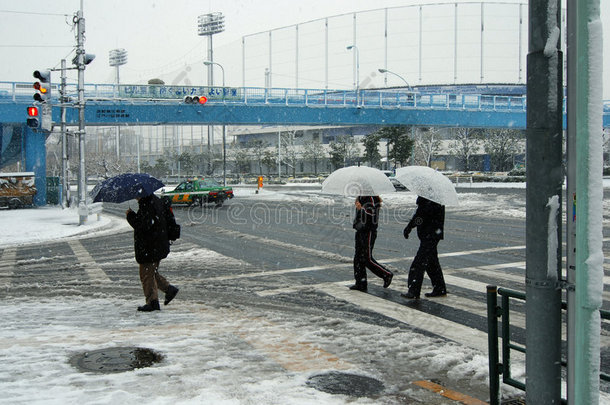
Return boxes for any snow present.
[0,205,129,249]
[546,195,560,280]
[1,183,609,403]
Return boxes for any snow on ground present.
[2,180,610,249]
[1,182,609,404]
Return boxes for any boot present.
[349,283,367,292]
[425,289,447,298]
[383,273,393,288]
[138,299,160,312]
[164,285,179,305]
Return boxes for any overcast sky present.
[0,0,608,97]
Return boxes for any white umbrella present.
[321,166,396,197]
[395,166,459,206]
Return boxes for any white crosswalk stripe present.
[0,247,16,289]
[68,240,112,284]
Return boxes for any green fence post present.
[487,285,500,405]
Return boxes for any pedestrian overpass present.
[1,81,609,205]
[1,82,538,127]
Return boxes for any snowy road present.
[1,186,610,404]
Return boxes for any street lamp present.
[198,12,225,174]
[204,60,227,186]
[346,45,360,104]
[378,68,413,91]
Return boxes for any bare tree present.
[281,131,299,177]
[302,139,326,174]
[247,139,269,175]
[414,127,442,167]
[483,129,525,171]
[262,150,277,176]
[229,142,251,174]
[328,135,359,170]
[449,128,481,171]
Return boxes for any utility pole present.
[74,0,95,224]
[76,1,87,225]
[525,0,563,403]
[60,59,70,208]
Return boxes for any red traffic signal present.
[184,95,208,104]
[27,106,39,117]
[26,106,39,128]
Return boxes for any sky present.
[0,0,609,97]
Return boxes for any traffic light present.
[183,95,208,104]
[32,70,52,131]
[26,106,39,128]
[33,70,51,103]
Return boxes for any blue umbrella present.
[91,173,165,203]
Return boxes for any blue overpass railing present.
[2,81,609,128]
[0,81,529,112]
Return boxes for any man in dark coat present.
[350,195,394,292]
[126,194,179,312]
[402,196,446,299]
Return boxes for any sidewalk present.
[0,205,129,248]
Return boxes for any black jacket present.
[127,194,170,263]
[404,196,445,240]
[353,196,381,232]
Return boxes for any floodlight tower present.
[109,49,128,89]
[198,12,225,173]
[109,48,128,159]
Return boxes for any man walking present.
[401,196,446,299]
[127,194,179,311]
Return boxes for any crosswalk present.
[1,235,608,358]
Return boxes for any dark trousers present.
[407,238,446,296]
[354,230,393,286]
[139,261,170,304]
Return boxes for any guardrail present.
[0,81,531,112]
[486,285,610,405]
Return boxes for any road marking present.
[68,240,112,284]
[0,247,17,288]
[211,263,350,281]
[208,244,527,282]
[208,226,527,269]
[413,380,488,405]
[317,283,491,352]
[210,226,353,263]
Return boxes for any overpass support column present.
[24,125,47,206]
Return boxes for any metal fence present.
[486,285,610,405]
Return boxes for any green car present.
[161,178,234,207]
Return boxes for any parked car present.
[161,178,233,207]
[389,177,407,191]
[380,170,407,191]
[0,172,36,209]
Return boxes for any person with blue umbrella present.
[126,192,179,312]
[92,173,179,312]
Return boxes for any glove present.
[403,226,410,239]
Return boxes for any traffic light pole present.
[525,0,563,403]
[76,3,87,225]
[60,59,70,209]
